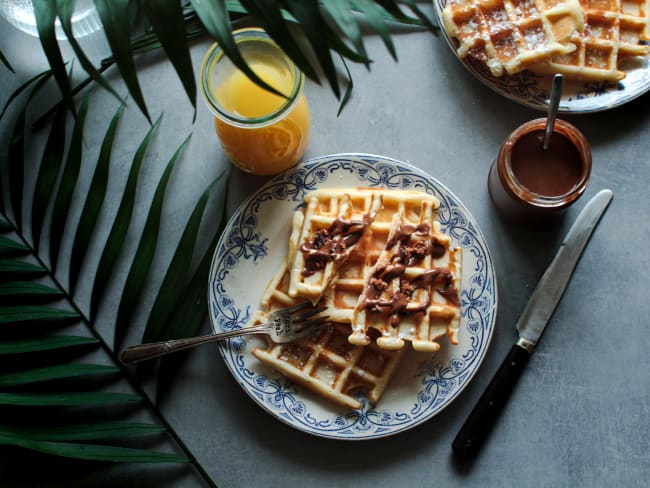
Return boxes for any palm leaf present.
[0,336,98,354]
[0,431,187,463]
[0,48,14,73]
[68,104,125,294]
[0,259,47,280]
[32,0,76,115]
[114,135,192,351]
[31,107,67,253]
[0,70,51,121]
[191,0,288,97]
[320,2,370,66]
[49,90,92,272]
[5,72,54,231]
[0,391,141,407]
[141,170,226,344]
[0,216,12,231]
[90,115,162,320]
[0,364,119,387]
[94,0,151,123]
[0,281,63,298]
[55,0,123,103]
[3,422,165,441]
[238,0,321,82]
[350,0,399,60]
[285,0,341,97]
[156,184,229,403]
[337,55,354,116]
[141,0,197,112]
[0,305,79,324]
[0,236,30,256]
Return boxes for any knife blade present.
[452,189,613,459]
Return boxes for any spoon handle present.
[542,74,564,150]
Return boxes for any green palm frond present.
[0,48,14,73]
[31,1,434,123]
[0,73,224,485]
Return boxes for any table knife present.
[452,189,613,459]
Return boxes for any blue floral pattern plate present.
[208,154,497,440]
[434,0,650,113]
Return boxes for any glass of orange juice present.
[200,28,311,175]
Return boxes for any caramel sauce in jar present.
[488,118,591,223]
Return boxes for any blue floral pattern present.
[434,0,650,113]
[208,154,497,440]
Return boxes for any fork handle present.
[120,325,268,364]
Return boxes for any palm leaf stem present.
[0,210,217,487]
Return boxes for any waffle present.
[441,0,585,77]
[287,188,383,301]
[350,199,462,353]
[251,266,404,410]
[249,188,462,409]
[530,0,650,81]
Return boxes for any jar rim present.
[497,118,592,210]
[199,27,304,128]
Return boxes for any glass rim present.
[199,28,304,128]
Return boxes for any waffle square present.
[350,200,462,353]
[531,0,650,81]
[287,189,383,301]
[442,0,585,76]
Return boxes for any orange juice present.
[200,29,311,175]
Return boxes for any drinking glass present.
[0,0,102,39]
[200,28,311,176]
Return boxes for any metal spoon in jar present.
[542,74,564,150]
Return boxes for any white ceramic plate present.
[433,0,650,113]
[208,154,497,440]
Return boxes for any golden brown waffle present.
[251,266,404,410]
[287,189,383,301]
[350,199,462,353]
[531,0,650,81]
[441,0,585,77]
[249,188,462,408]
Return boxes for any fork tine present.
[292,305,328,322]
[292,315,329,333]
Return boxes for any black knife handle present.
[452,343,531,459]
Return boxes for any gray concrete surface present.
[1,11,648,488]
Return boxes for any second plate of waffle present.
[435,0,650,112]
[208,154,497,440]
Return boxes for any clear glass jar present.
[488,118,592,223]
[0,0,102,39]
[200,28,310,176]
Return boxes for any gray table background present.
[1,9,648,488]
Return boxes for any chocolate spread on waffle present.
[362,223,459,325]
[300,215,371,277]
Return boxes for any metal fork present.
[119,301,328,364]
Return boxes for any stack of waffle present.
[249,188,462,409]
[442,0,649,81]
